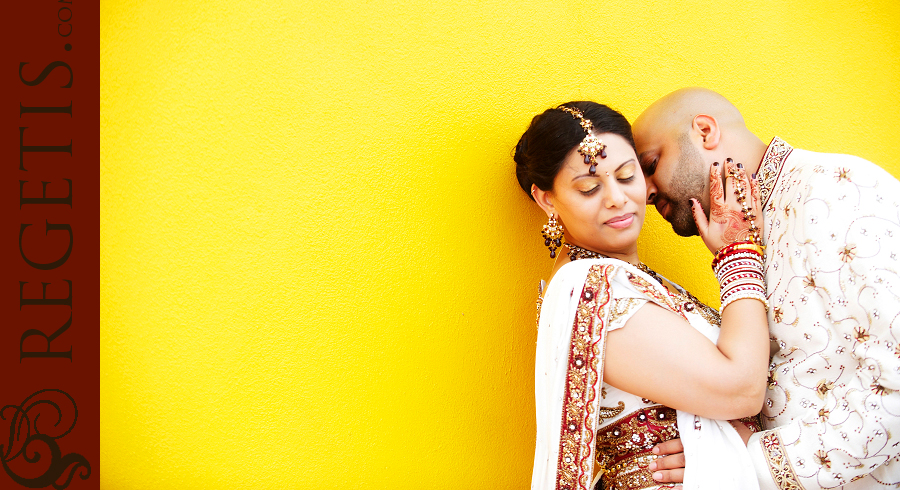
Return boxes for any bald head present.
[633,87,745,143]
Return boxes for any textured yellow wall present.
[100,1,900,488]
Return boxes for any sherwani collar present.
[757,136,793,207]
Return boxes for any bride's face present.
[546,133,646,257]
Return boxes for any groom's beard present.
[659,189,700,236]
[659,136,708,237]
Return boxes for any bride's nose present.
[604,182,627,208]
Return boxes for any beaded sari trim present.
[555,264,614,490]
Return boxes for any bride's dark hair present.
[514,102,635,200]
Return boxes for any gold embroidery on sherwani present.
[555,264,614,490]
[761,431,805,490]
[759,138,900,487]
[758,137,793,207]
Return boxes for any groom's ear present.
[692,114,720,150]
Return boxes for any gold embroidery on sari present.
[556,264,615,490]
[609,298,642,327]
[595,406,679,490]
[597,401,625,423]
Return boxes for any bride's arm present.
[603,298,768,419]
[605,159,769,420]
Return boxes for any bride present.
[515,102,769,490]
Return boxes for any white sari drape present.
[531,258,759,490]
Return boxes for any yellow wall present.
[100,1,900,488]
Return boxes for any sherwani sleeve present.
[746,154,900,489]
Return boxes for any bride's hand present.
[689,158,763,254]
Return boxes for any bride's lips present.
[605,213,635,229]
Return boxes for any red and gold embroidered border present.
[624,269,688,321]
[555,264,614,490]
[760,431,805,490]
[758,137,793,208]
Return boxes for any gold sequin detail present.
[597,401,625,423]
[610,298,642,326]
[596,406,679,490]
[535,280,545,330]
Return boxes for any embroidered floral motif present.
[815,379,834,400]
[625,272,685,321]
[761,432,805,490]
[839,244,857,263]
[673,288,720,327]
[803,275,816,290]
[773,306,784,324]
[597,401,625,423]
[872,382,895,396]
[834,167,852,182]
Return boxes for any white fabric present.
[678,412,759,490]
[673,282,758,490]
[531,258,758,490]
[747,138,900,489]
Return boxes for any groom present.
[634,88,900,489]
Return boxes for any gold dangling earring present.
[541,214,564,258]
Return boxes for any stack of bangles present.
[713,240,768,313]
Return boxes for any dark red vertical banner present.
[1,1,98,489]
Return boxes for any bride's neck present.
[565,242,640,266]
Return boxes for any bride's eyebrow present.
[616,159,637,171]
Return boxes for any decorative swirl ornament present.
[1,389,91,489]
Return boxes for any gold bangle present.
[731,243,765,255]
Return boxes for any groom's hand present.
[650,439,685,483]
[691,158,763,255]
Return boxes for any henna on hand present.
[709,171,750,245]
[700,159,759,252]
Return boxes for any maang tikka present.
[541,214,564,258]
[557,105,607,175]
